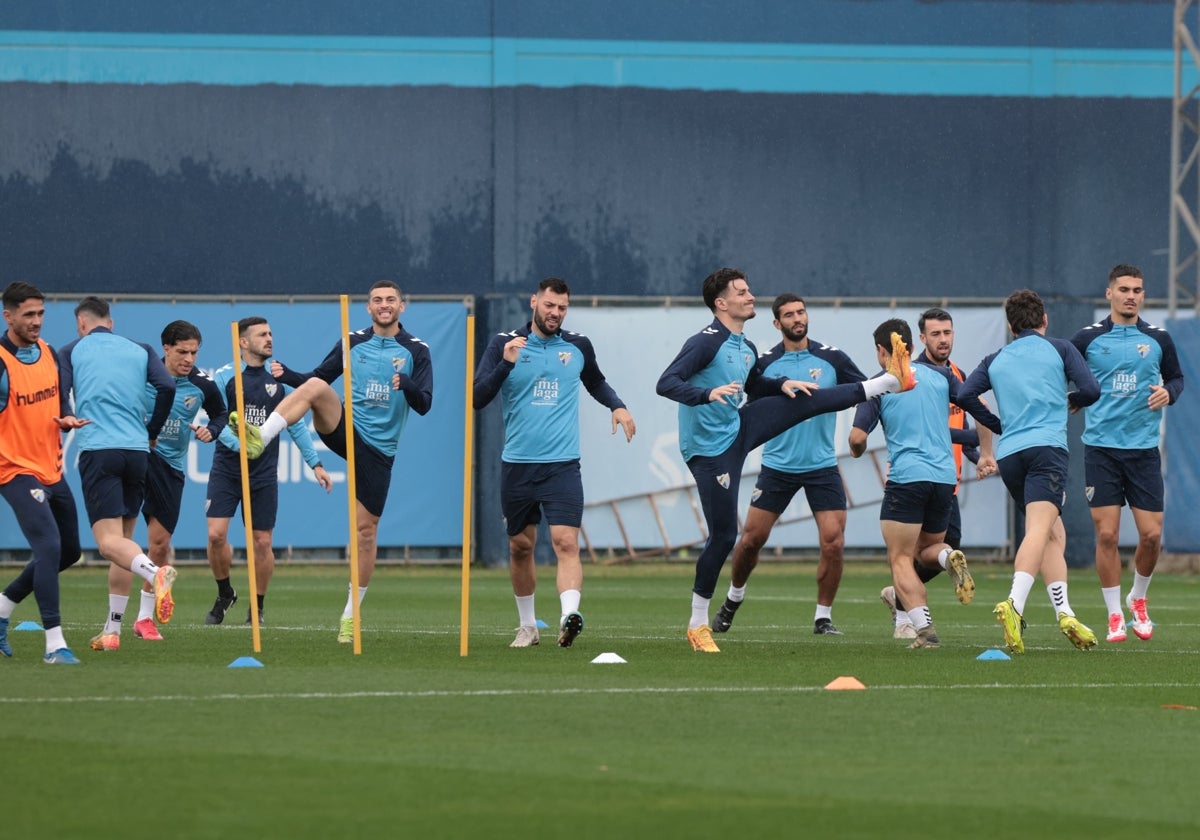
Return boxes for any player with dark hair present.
[1070,264,1184,642]
[711,292,867,637]
[960,290,1101,654]
[851,319,1001,649]
[88,320,227,649]
[880,306,981,638]
[475,277,636,649]
[204,316,332,625]
[0,282,85,664]
[57,296,179,652]
[657,267,915,653]
[265,280,433,642]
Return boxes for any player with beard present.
[710,293,866,637]
[657,268,915,653]
[264,280,433,642]
[474,277,636,649]
[204,316,332,625]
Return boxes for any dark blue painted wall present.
[0,84,1171,299]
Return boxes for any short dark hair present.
[74,295,110,320]
[1005,289,1045,333]
[538,277,571,296]
[771,292,805,320]
[162,320,202,346]
[369,279,402,296]
[2,281,44,311]
[701,267,746,312]
[237,316,268,336]
[1108,264,1143,285]
[873,318,913,354]
[918,307,952,333]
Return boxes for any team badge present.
[558,351,573,366]
[716,473,731,489]
[1085,486,1094,502]
[392,357,407,373]
[265,384,278,397]
[808,368,823,382]
[183,395,198,412]
[751,488,763,503]
[744,353,753,367]
[29,488,46,504]
[1137,344,1150,359]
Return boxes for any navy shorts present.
[206,465,278,531]
[318,412,396,518]
[998,445,1068,513]
[1084,445,1163,512]
[750,465,847,515]
[78,449,148,525]
[141,450,186,534]
[500,459,583,536]
[879,480,955,531]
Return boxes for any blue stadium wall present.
[0,0,1183,300]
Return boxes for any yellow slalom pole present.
[230,322,262,653]
[460,313,476,657]
[341,295,362,655]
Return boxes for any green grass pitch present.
[3,561,1199,839]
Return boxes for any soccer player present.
[881,307,981,638]
[850,319,1001,649]
[90,320,228,648]
[0,282,85,664]
[57,296,179,651]
[656,267,914,654]
[474,277,636,649]
[1070,264,1183,642]
[959,289,1101,654]
[264,280,433,642]
[204,316,332,625]
[711,293,866,637]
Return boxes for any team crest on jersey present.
[1085,485,1094,502]
[183,395,198,412]
[808,368,823,382]
[392,357,407,373]
[744,353,753,367]
[29,488,46,504]
[558,351,573,365]
[265,384,278,397]
[716,473,731,489]
[1137,343,1150,359]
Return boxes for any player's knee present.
[1095,527,1120,551]
[1138,528,1162,552]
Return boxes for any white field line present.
[2,680,1200,705]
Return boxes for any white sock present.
[559,588,581,623]
[138,590,156,622]
[727,584,746,603]
[1009,571,1036,615]
[45,625,66,653]
[937,547,950,569]
[814,603,832,622]
[342,584,368,619]
[1130,572,1152,601]
[260,412,288,444]
[1047,580,1073,617]
[907,606,932,631]
[863,375,897,398]
[104,594,129,634]
[0,594,16,620]
[690,593,711,629]
[130,554,159,585]
[1101,585,1122,617]
[515,594,536,627]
